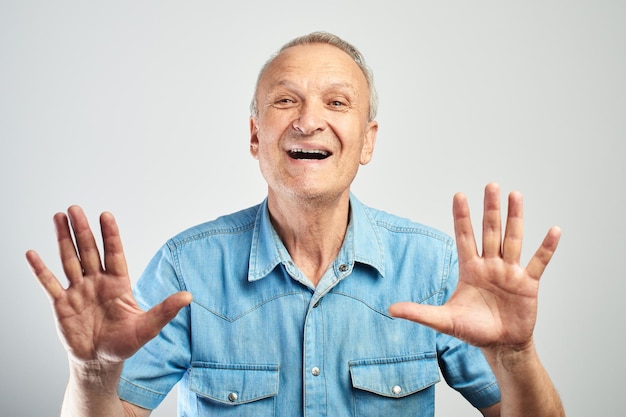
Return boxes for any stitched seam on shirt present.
[254,255,282,279]
[170,222,256,248]
[190,291,304,322]
[119,376,167,396]
[468,380,499,397]
[166,240,188,294]
[374,221,452,243]
[438,238,455,305]
[332,290,442,312]
[359,204,385,274]
[328,292,392,317]
[349,352,437,366]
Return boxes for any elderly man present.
[27,32,564,416]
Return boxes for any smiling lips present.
[288,148,331,160]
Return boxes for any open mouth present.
[288,149,331,160]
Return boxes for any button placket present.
[303,290,327,415]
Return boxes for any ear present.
[359,120,378,165]
[249,116,259,160]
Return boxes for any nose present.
[292,101,325,135]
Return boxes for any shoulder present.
[166,203,261,249]
[356,199,453,245]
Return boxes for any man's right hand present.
[26,206,192,367]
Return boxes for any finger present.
[54,212,84,284]
[526,226,561,281]
[453,192,479,263]
[502,191,524,264]
[67,206,103,276]
[389,302,453,335]
[136,292,193,343]
[482,183,502,258]
[100,212,128,277]
[25,250,65,301]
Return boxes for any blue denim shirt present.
[119,195,500,416]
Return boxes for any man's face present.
[250,43,378,204]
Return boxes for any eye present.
[329,100,348,108]
[272,97,297,108]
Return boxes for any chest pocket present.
[189,362,279,416]
[349,353,440,417]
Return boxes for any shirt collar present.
[248,194,385,282]
[349,193,386,277]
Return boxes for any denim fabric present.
[118,194,500,416]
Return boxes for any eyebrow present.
[268,79,359,96]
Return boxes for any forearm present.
[61,361,126,417]
[482,340,565,417]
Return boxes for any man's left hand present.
[389,183,561,349]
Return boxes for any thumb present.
[389,302,452,334]
[137,291,193,343]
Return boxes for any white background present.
[1,1,624,415]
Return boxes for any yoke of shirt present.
[119,194,500,416]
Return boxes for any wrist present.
[63,360,126,417]
[68,359,124,395]
[481,339,566,416]
[481,338,538,373]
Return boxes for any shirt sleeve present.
[436,249,502,409]
[118,243,192,410]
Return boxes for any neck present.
[267,190,351,286]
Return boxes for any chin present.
[287,186,350,206]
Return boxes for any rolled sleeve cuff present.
[118,377,166,410]
[464,380,501,409]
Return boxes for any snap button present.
[391,385,402,395]
[339,264,349,272]
[228,392,238,402]
[311,367,321,376]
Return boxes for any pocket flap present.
[349,353,440,398]
[190,362,279,405]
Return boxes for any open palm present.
[26,206,191,365]
[389,183,561,349]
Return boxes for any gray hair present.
[250,31,378,121]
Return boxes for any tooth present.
[292,149,328,155]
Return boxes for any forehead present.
[259,43,369,95]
